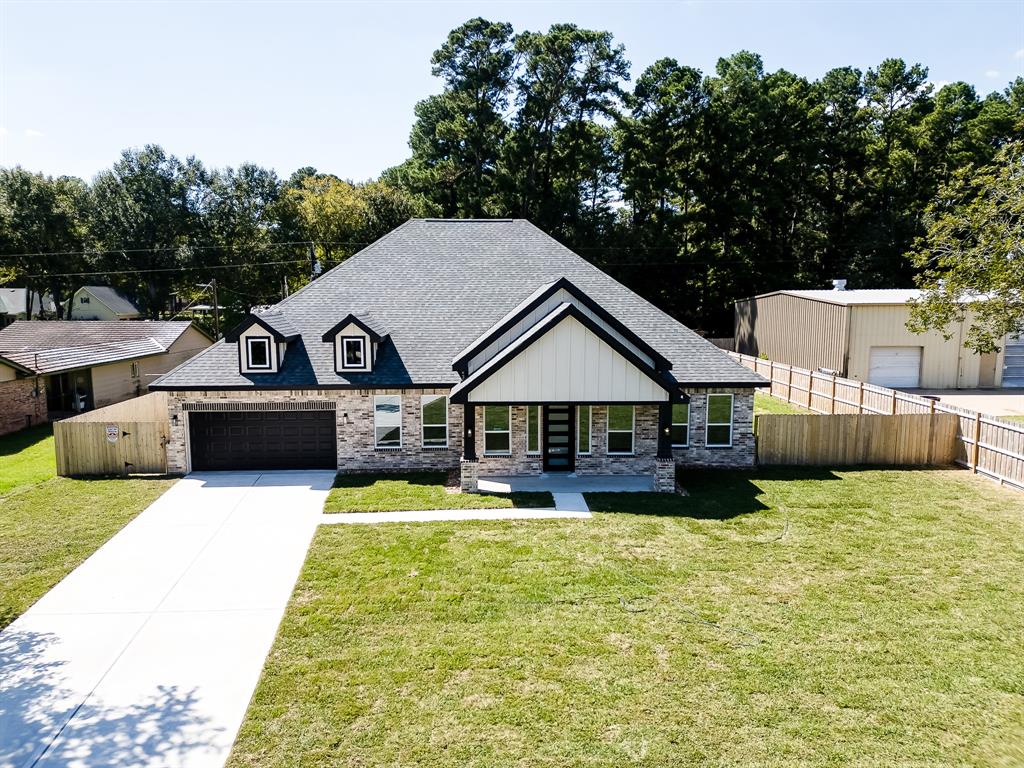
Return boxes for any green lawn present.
[0,425,175,628]
[1002,414,1024,424]
[230,467,1024,767]
[0,423,56,495]
[325,471,553,513]
[754,391,812,415]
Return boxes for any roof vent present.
[832,279,847,291]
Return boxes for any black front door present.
[543,405,574,472]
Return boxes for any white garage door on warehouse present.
[868,346,922,388]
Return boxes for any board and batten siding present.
[846,305,1003,389]
[468,315,668,403]
[735,293,849,374]
[466,288,653,375]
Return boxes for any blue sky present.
[1,1,1022,182]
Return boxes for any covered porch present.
[448,278,686,494]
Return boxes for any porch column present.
[657,403,673,459]
[460,403,478,492]
[463,403,476,460]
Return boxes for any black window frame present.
[246,337,272,370]
[341,336,366,369]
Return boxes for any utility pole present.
[211,279,220,340]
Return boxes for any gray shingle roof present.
[0,320,195,374]
[81,286,141,316]
[153,219,765,390]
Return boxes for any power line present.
[20,258,310,279]
[0,240,374,260]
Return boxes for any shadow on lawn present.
[0,628,223,766]
[332,470,445,489]
[589,466,845,520]
[0,424,52,458]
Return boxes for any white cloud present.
[0,125,7,137]
[984,69,1001,79]
[927,80,951,92]
[1014,49,1024,60]
[23,128,43,137]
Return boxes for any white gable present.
[466,287,654,375]
[467,314,669,403]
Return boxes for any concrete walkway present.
[478,473,654,493]
[0,470,334,768]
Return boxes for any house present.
[69,286,142,320]
[735,285,1024,389]
[0,288,56,327]
[151,219,765,491]
[0,320,212,435]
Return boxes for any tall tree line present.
[1,18,1021,334]
[0,152,434,326]
[387,19,1023,333]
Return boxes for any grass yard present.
[0,425,175,629]
[1002,415,1024,424]
[325,471,553,513]
[230,467,1024,768]
[754,391,812,415]
[0,423,56,495]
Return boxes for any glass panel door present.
[543,405,575,472]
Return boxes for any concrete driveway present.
[904,388,1024,417]
[0,470,334,768]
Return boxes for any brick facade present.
[163,387,755,477]
[672,388,756,468]
[0,377,47,436]
[165,388,462,475]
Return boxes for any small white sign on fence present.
[105,424,119,444]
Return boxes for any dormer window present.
[322,313,387,375]
[225,311,299,376]
[342,337,365,369]
[247,337,271,370]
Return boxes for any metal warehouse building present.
[735,287,1024,389]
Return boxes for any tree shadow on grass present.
[0,628,223,767]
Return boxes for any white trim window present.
[421,394,448,448]
[606,405,634,455]
[374,394,402,448]
[484,405,511,455]
[671,403,689,448]
[526,405,540,454]
[246,337,271,370]
[342,337,365,369]
[577,405,591,455]
[705,394,734,447]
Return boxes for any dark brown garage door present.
[189,410,337,471]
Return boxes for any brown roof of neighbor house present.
[0,320,200,375]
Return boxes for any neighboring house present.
[151,219,765,491]
[69,286,142,320]
[735,285,1023,389]
[0,288,56,327]
[0,320,213,434]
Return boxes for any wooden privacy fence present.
[732,352,1024,491]
[756,413,957,466]
[54,392,169,476]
